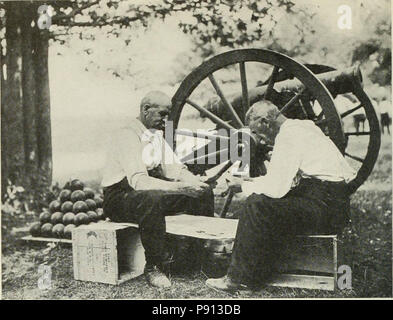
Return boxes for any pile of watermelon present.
[29,179,105,239]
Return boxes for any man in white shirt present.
[206,100,355,292]
[102,91,213,288]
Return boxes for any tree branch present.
[53,15,143,27]
[52,0,99,23]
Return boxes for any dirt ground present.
[2,135,391,299]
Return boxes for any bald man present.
[102,91,214,288]
[206,100,355,292]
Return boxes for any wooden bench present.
[70,214,338,290]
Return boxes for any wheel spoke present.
[345,131,370,136]
[175,129,230,141]
[300,98,316,119]
[341,104,363,119]
[219,189,235,218]
[264,65,280,101]
[299,100,308,118]
[208,73,244,128]
[316,111,324,121]
[239,61,249,120]
[277,88,305,116]
[345,152,364,163]
[186,99,235,131]
[182,148,230,164]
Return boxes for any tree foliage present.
[43,0,390,83]
[44,0,298,54]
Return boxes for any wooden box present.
[269,235,338,291]
[72,222,145,285]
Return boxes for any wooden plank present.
[88,216,238,241]
[269,274,335,291]
[298,235,336,239]
[165,214,238,240]
[333,236,338,285]
[76,221,138,231]
[21,235,72,244]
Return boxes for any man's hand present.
[180,173,212,187]
[225,176,243,194]
[220,176,254,196]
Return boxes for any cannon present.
[204,65,363,121]
[168,49,381,202]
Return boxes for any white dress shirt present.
[101,118,186,189]
[241,119,356,198]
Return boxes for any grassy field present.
[2,135,391,299]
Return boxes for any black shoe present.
[145,265,171,288]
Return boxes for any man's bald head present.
[245,100,280,125]
[245,100,286,145]
[140,91,172,112]
[139,91,172,130]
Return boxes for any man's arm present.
[160,137,204,184]
[240,128,301,198]
[134,174,204,197]
[117,129,208,194]
[133,174,180,190]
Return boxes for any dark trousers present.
[227,178,350,286]
[103,177,214,266]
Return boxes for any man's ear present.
[142,104,151,115]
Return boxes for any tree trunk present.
[34,24,52,190]
[1,2,25,195]
[1,2,52,201]
[21,4,39,189]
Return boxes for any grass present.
[2,135,391,299]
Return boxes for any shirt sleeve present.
[160,135,188,180]
[116,129,149,189]
[241,126,302,198]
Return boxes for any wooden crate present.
[72,222,145,285]
[71,215,237,285]
[269,235,337,291]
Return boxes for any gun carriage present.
[168,49,380,205]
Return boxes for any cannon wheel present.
[169,49,380,194]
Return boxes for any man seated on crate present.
[102,90,214,289]
[206,100,355,292]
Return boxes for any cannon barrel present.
[206,66,363,117]
[236,65,362,109]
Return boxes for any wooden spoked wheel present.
[169,49,380,194]
[318,75,381,194]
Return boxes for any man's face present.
[249,117,278,146]
[143,104,170,131]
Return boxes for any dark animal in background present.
[380,113,391,135]
[353,114,366,133]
